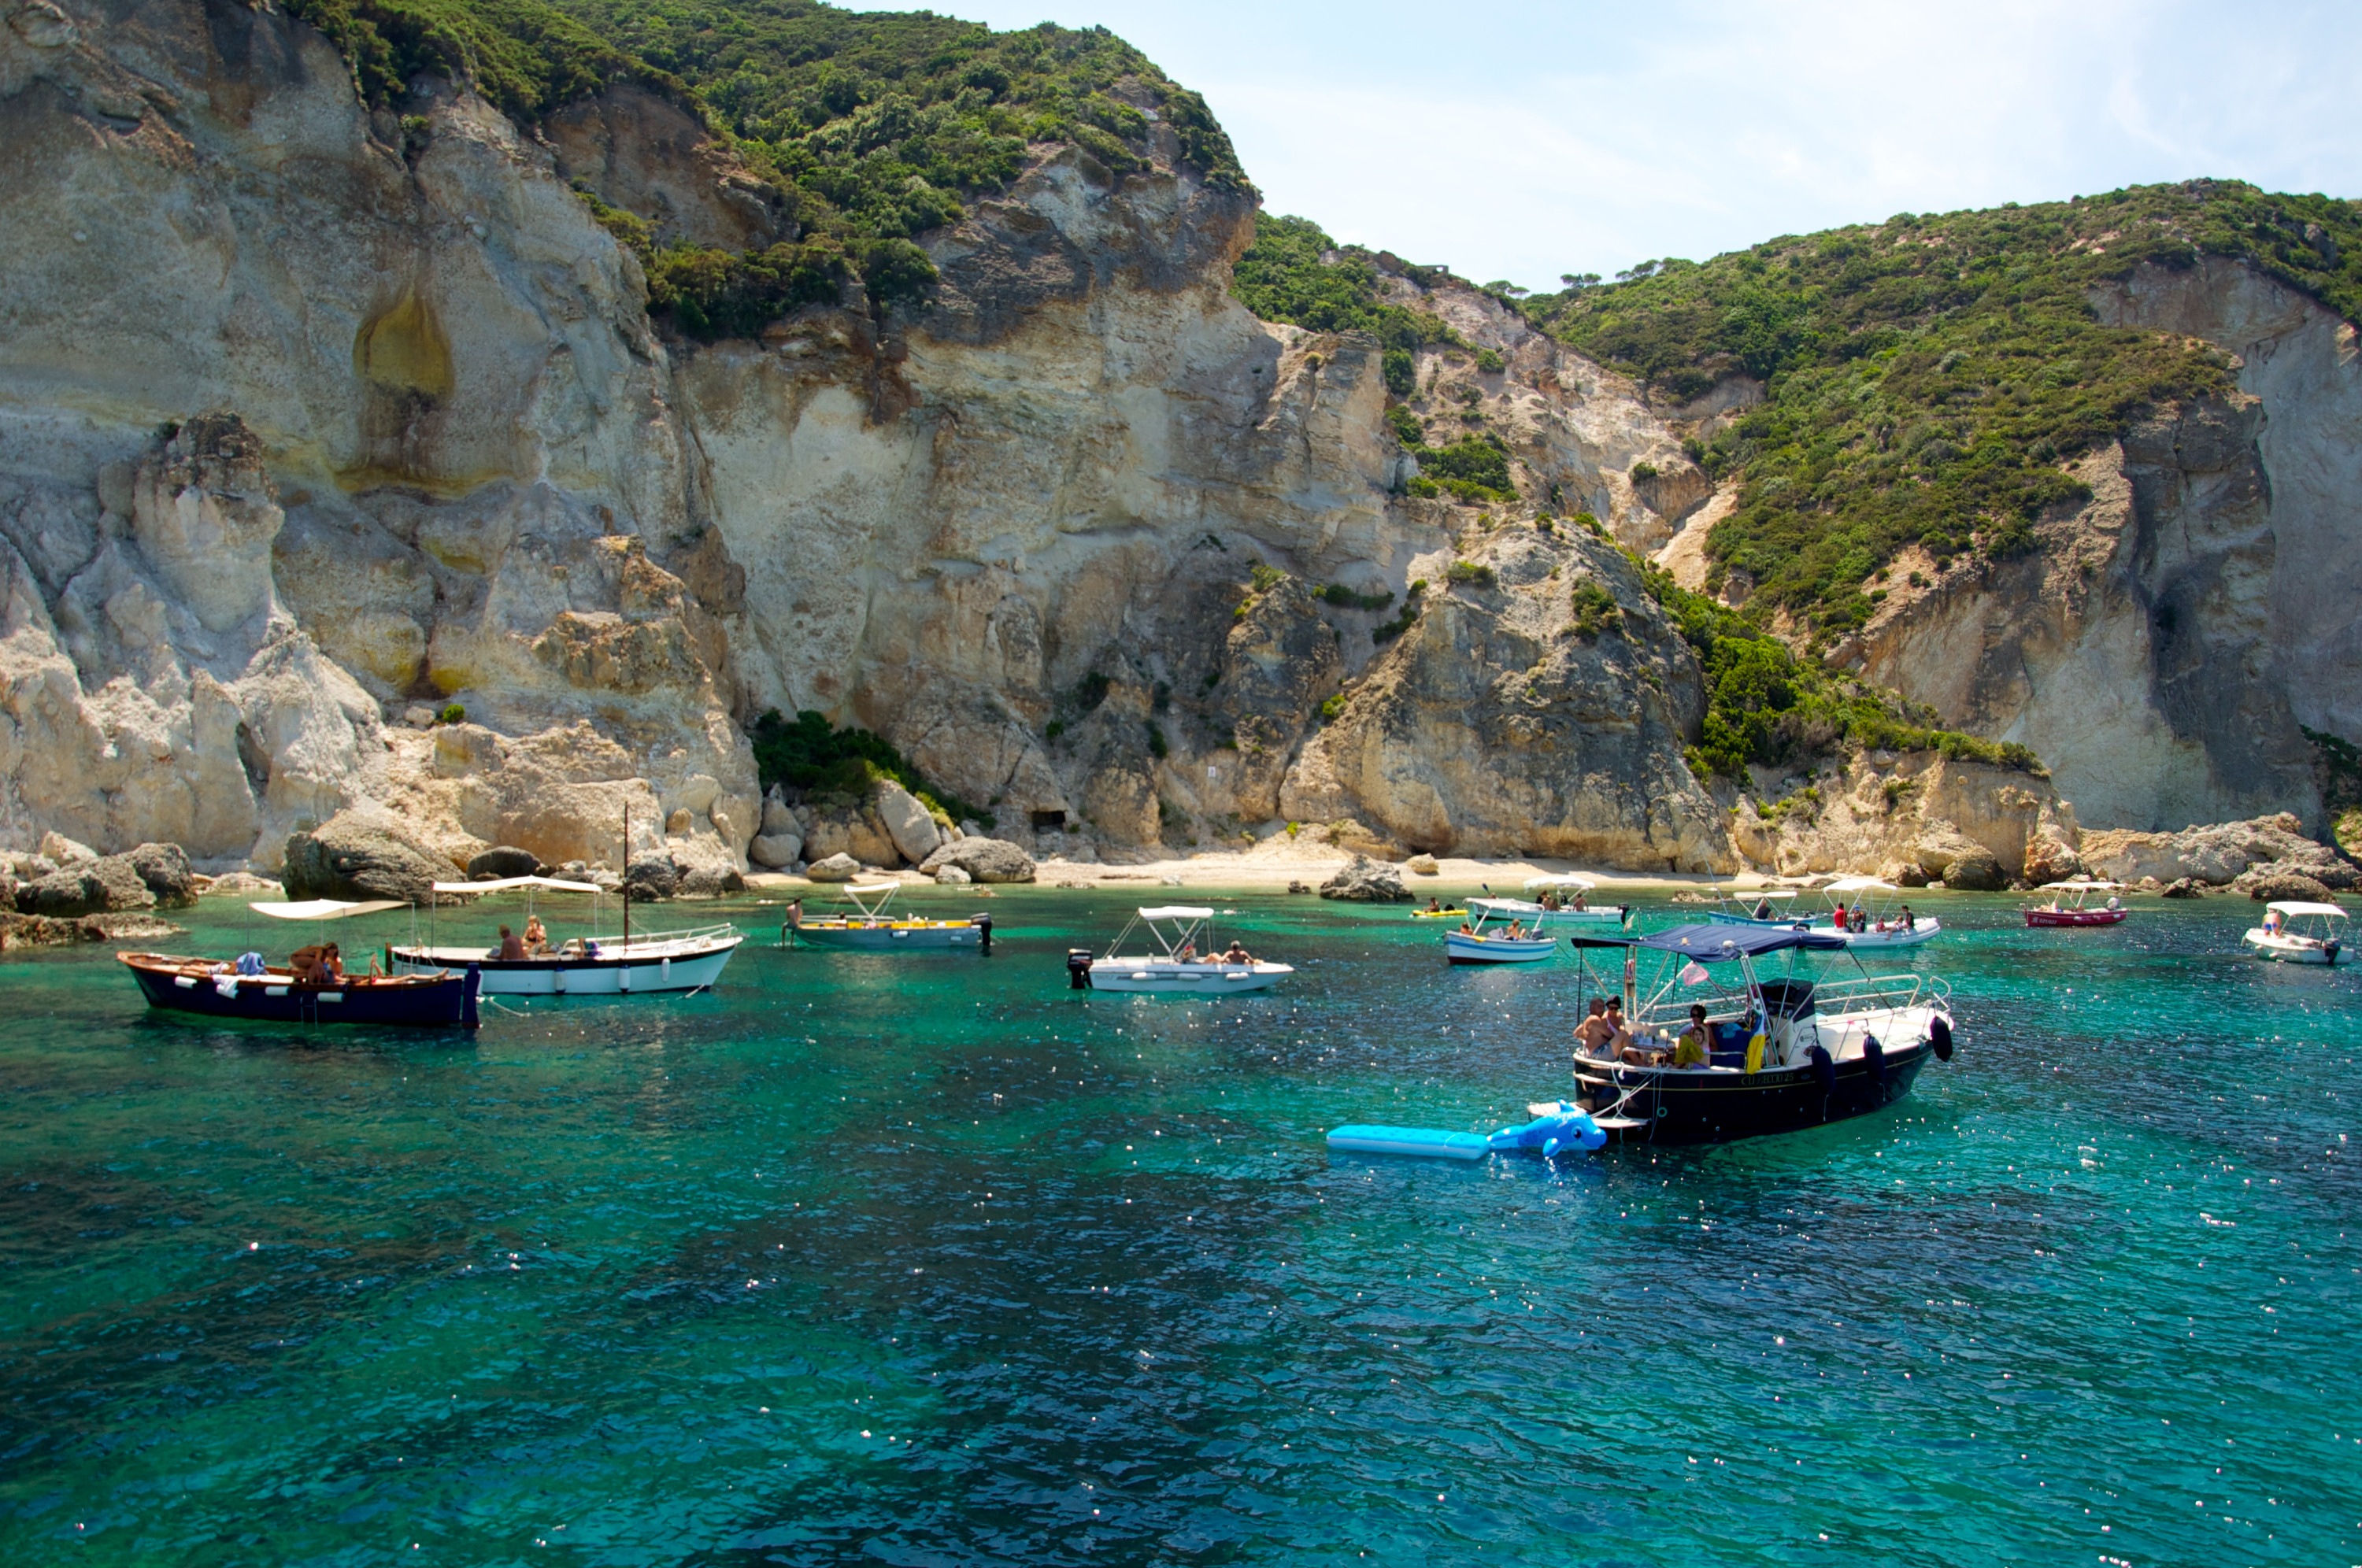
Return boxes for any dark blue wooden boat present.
[119,952,481,1030]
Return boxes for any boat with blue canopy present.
[1551,923,1956,1145]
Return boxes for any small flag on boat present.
[1678,960,1709,986]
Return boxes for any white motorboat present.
[787,881,991,951]
[2242,900,2345,965]
[390,875,742,996]
[1444,898,1559,964]
[1813,875,1941,949]
[1069,906,1292,993]
[1517,874,1633,925]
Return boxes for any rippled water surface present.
[2,889,2356,1565]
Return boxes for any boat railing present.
[1632,972,1945,1032]
[594,922,740,952]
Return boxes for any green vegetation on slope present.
[1638,562,2042,781]
[1529,181,2362,643]
[1231,216,1463,395]
[286,0,1247,335]
[750,708,990,828]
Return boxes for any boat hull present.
[122,953,481,1029]
[793,922,980,951]
[1574,1038,1936,1145]
[1830,922,1940,949]
[1087,960,1290,993]
[1444,932,1556,964]
[2024,908,2126,927]
[2243,933,2341,965]
[391,937,739,994]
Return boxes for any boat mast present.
[622,804,631,951]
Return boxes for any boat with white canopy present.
[1813,876,1940,949]
[1068,906,1292,993]
[1516,874,1632,926]
[2023,879,2128,928]
[787,881,991,951]
[390,875,741,995]
[1701,887,1811,928]
[2242,901,2345,965]
[1444,899,1558,964]
[1553,924,1957,1145]
[120,898,481,1028]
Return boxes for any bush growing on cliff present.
[1409,437,1516,503]
[1638,564,2042,780]
[1528,180,2362,645]
[750,708,990,827]
[1232,216,1466,357]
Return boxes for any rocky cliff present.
[2,0,2352,881]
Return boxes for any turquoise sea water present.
[1,889,2356,1566]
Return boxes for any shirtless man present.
[1575,998,1616,1058]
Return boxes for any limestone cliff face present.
[1800,258,2361,833]
[0,0,1730,872]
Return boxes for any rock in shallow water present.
[918,838,1035,884]
[1319,856,1409,902]
[17,857,156,916]
[805,852,861,883]
[283,818,450,903]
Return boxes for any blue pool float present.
[1326,1107,1605,1161]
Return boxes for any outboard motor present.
[1065,949,1094,990]
[973,913,994,952]
[1929,1015,1954,1061]
[1861,1036,1886,1085]
[1806,1044,1837,1096]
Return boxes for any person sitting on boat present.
[2263,907,2284,935]
[1425,897,1443,913]
[524,915,550,955]
[1605,998,1658,1064]
[1457,919,1475,935]
[1221,940,1255,965]
[1849,901,1868,933]
[1572,889,1590,912]
[1672,1004,1712,1069]
[2105,894,2123,912]
[322,942,345,979]
[1753,898,1772,919]
[289,945,331,984]
[1897,904,1915,932]
[1575,998,1616,1057]
[496,924,528,961]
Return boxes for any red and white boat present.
[2023,879,2129,928]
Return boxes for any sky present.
[874,0,2362,290]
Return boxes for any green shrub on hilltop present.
[1530,181,2362,643]
[287,0,1250,337]
[1231,216,1465,374]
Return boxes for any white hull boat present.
[1072,905,1291,994]
[393,926,741,994]
[1085,959,1292,993]
[2242,901,2345,965]
[1444,930,1556,964]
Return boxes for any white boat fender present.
[1486,1108,1607,1155]
[1807,1044,1836,1095]
[1326,1125,1490,1160]
[1066,949,1093,989]
[1861,1036,1886,1085]
[1929,1015,1954,1061]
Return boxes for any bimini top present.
[2040,878,2127,890]
[844,882,903,897]
[250,899,412,921]
[1469,897,1545,914]
[1521,874,1597,891]
[1717,887,1799,900]
[2264,900,2347,919]
[1139,906,1214,922]
[429,876,605,896]
[1567,923,1849,960]
[1822,875,1899,894]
